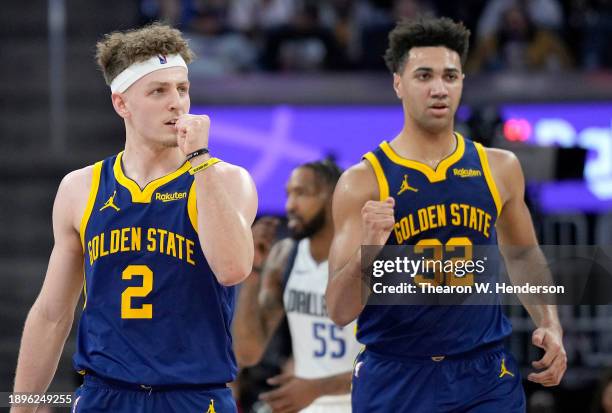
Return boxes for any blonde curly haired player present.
[12,23,257,413]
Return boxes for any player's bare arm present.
[326,161,394,326]
[260,371,352,413]
[490,148,567,387]
[233,220,290,367]
[176,114,258,286]
[11,167,92,413]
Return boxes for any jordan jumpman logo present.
[499,358,515,378]
[397,174,419,195]
[206,399,217,413]
[100,190,120,212]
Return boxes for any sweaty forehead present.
[404,47,461,71]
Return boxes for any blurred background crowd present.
[138,0,612,75]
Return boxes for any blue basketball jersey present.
[74,152,237,385]
[357,133,512,357]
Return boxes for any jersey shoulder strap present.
[281,240,300,293]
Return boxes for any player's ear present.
[393,73,403,99]
[111,92,130,119]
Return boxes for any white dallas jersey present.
[283,238,361,411]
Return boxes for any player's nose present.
[430,76,448,98]
[167,89,182,111]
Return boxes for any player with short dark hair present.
[12,23,257,413]
[326,17,567,412]
[234,159,360,413]
[383,16,470,72]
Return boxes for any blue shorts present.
[72,375,236,413]
[352,343,526,413]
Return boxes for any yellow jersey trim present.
[113,152,191,203]
[82,262,89,310]
[474,142,503,217]
[379,133,465,183]
[80,161,103,249]
[79,161,102,310]
[363,152,390,201]
[187,181,198,233]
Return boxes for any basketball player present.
[233,160,361,413]
[12,24,257,413]
[326,17,567,412]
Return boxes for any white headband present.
[110,54,188,93]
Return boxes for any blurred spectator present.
[317,0,392,69]
[228,0,297,32]
[467,0,572,72]
[592,369,612,413]
[567,0,612,69]
[317,0,362,66]
[183,0,259,75]
[477,0,564,37]
[139,0,186,27]
[260,1,346,71]
[431,0,488,40]
[393,0,436,20]
[138,0,612,73]
[360,0,436,70]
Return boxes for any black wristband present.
[186,148,209,160]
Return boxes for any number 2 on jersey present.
[121,265,153,319]
[313,322,346,358]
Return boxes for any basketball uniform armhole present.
[187,181,198,233]
[363,152,390,202]
[474,143,503,217]
[281,240,299,294]
[79,161,103,250]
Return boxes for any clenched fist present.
[361,197,395,245]
[175,114,210,155]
